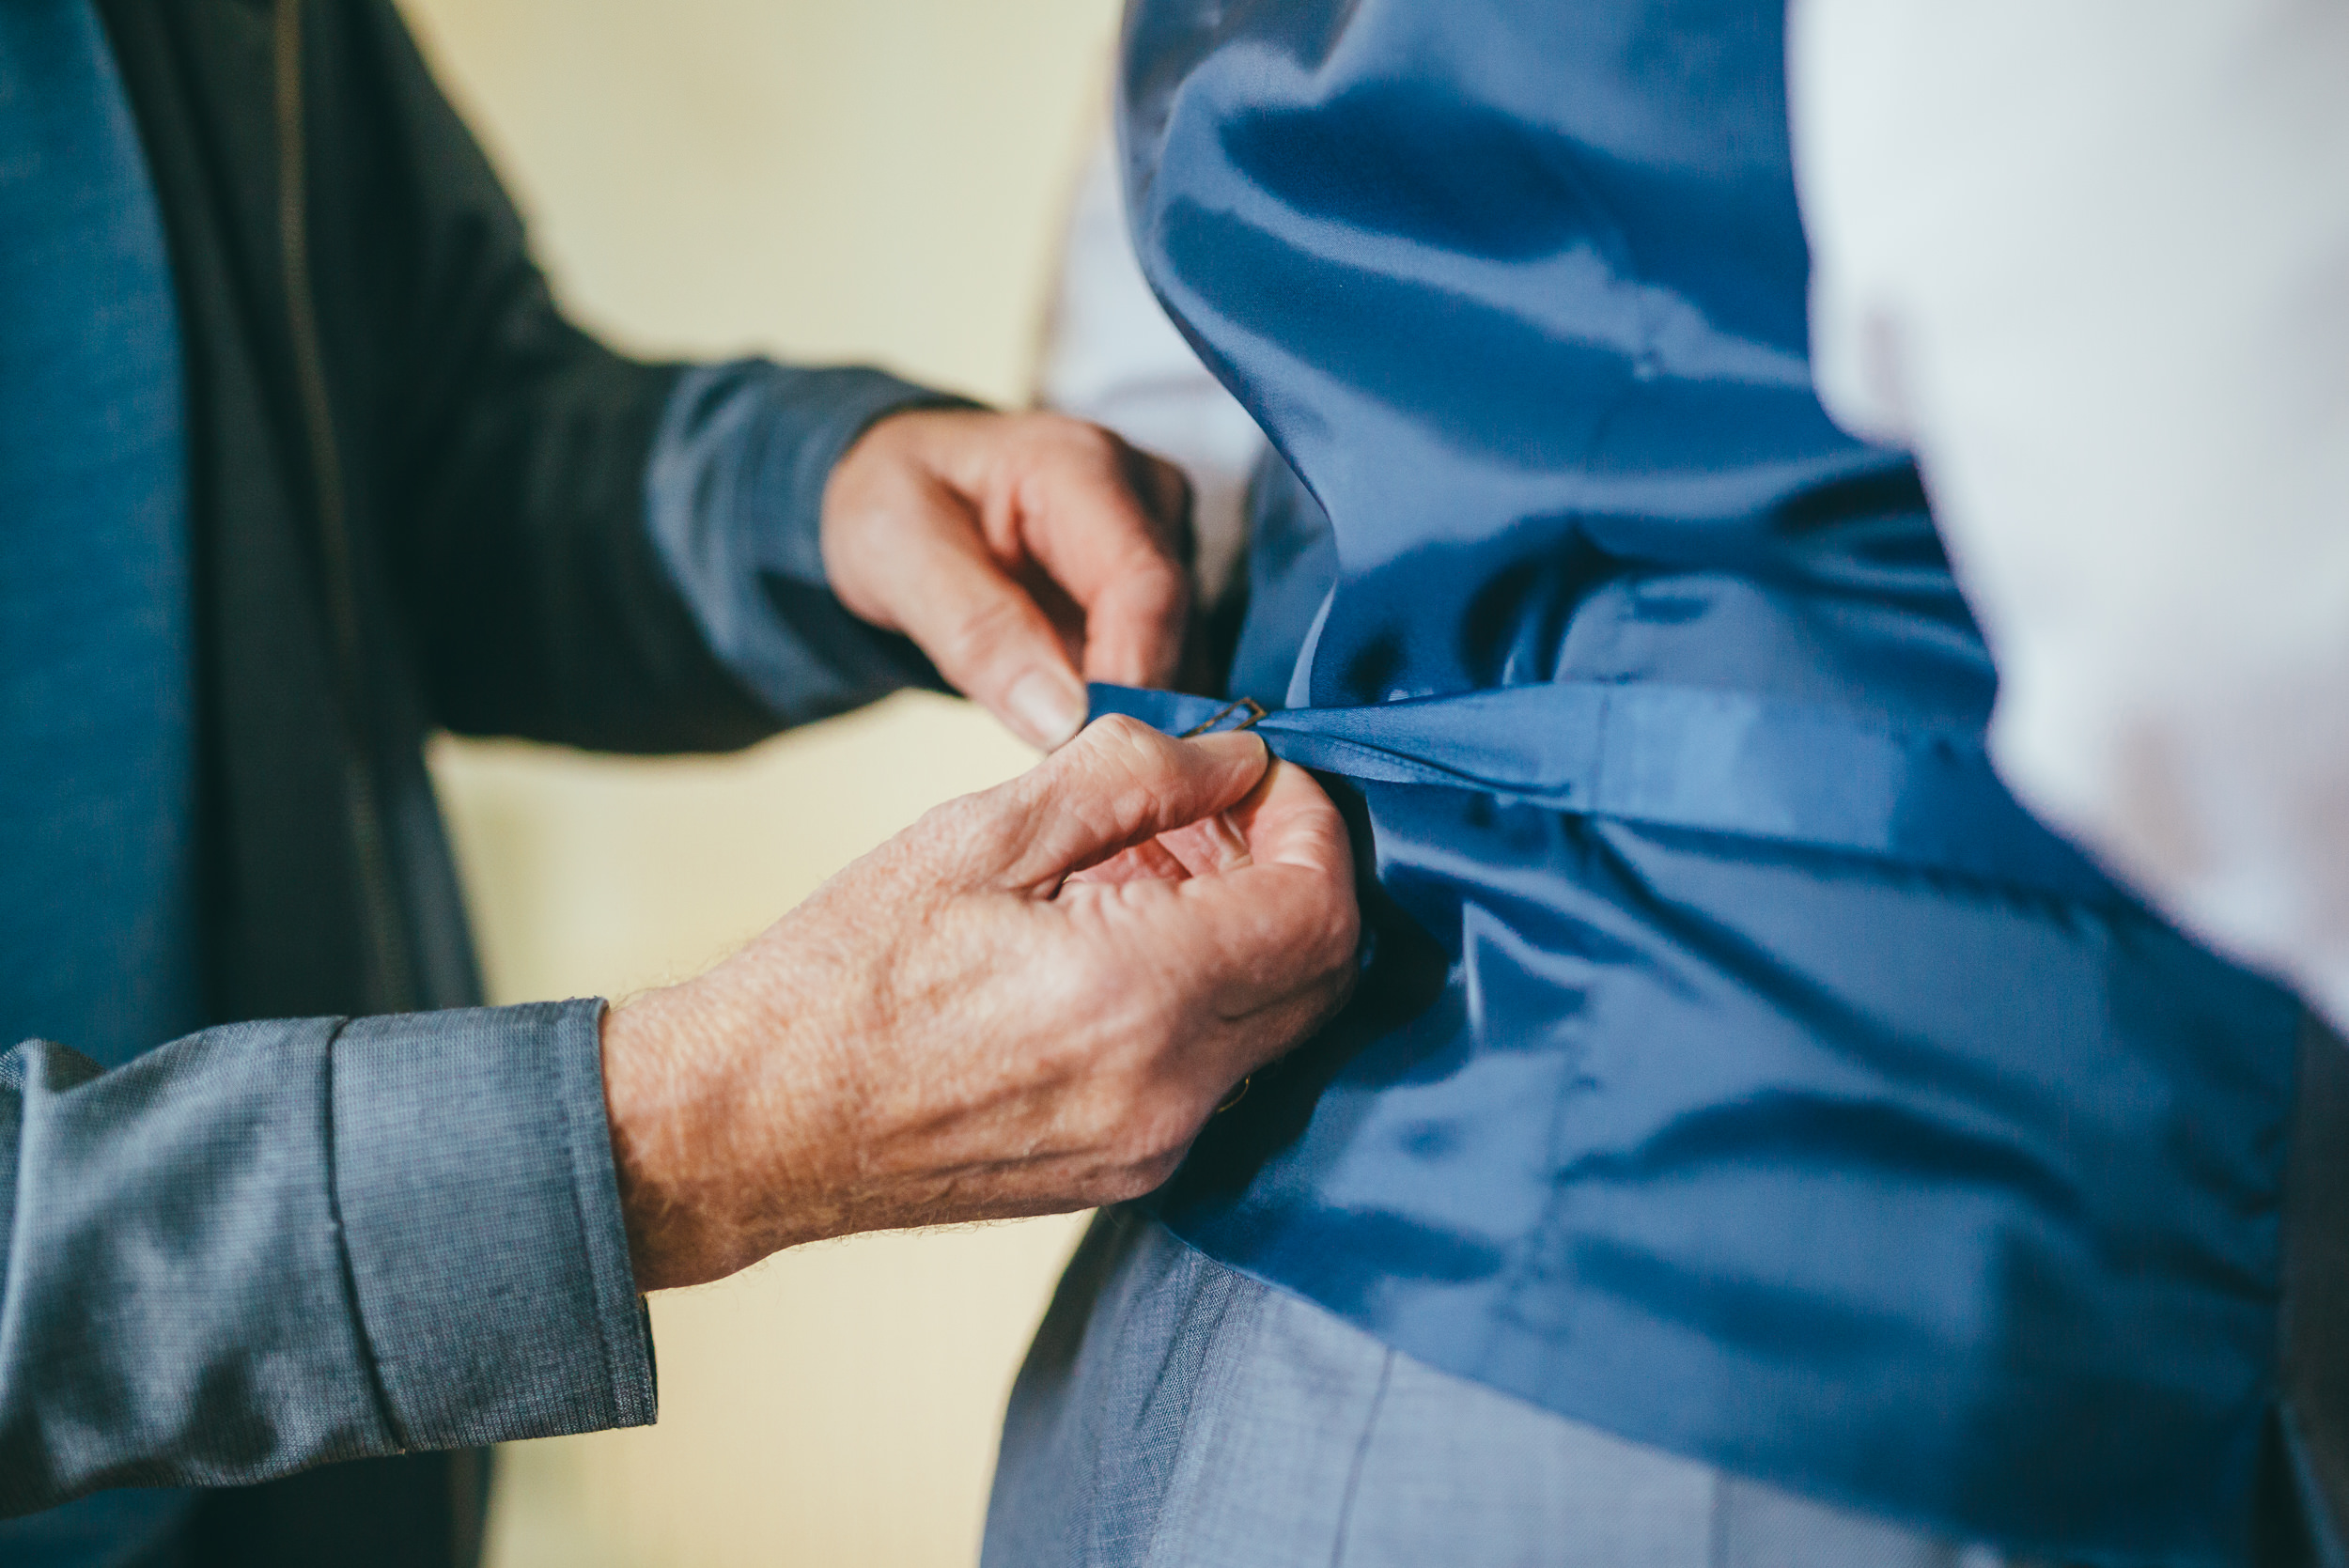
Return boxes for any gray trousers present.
[986,1210,2063,1568]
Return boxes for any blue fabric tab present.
[1090,683,2113,905]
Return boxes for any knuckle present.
[1067,424,1145,491]
[1095,1149,1185,1206]
[1046,413,1121,460]
[1099,1099,1196,1191]
[1320,906,1364,970]
[1123,558,1190,613]
[1252,899,1358,986]
[918,791,1009,873]
[1081,713,1172,778]
[1086,712,1150,748]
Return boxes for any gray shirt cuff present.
[646,359,980,723]
[332,999,654,1448]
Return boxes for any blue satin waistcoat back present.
[1112,4,2310,1563]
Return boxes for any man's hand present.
[600,718,1358,1292]
[822,410,1193,750]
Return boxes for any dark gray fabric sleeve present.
[646,359,977,723]
[0,998,652,1517]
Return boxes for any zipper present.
[274,0,416,1013]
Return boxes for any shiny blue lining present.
[1111,2,2308,1560]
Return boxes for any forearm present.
[357,0,953,751]
[0,1001,649,1516]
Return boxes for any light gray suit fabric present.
[988,1209,2062,1568]
[0,1000,652,1517]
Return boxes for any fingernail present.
[1007,669,1087,750]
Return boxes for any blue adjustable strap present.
[1089,681,2117,906]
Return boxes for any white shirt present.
[1790,0,2349,1025]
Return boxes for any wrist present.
[603,984,773,1292]
[599,953,856,1291]
[600,990,698,1291]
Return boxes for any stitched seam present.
[273,0,414,1012]
[324,1017,408,1451]
[1489,901,1602,1369]
[1327,1349,1395,1568]
[1084,1217,1143,1568]
[1138,1250,1268,1568]
[555,1002,625,1425]
[1708,1465,1730,1568]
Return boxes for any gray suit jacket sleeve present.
[0,999,653,1517]
[645,359,978,722]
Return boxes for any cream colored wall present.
[390,4,1118,1563]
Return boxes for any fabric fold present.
[330,1000,655,1451]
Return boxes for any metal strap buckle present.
[1177,696,1268,739]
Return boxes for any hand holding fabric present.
[822,409,1193,749]
[599,717,1358,1292]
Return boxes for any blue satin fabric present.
[1091,683,2112,905]
[1108,4,2307,1563]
